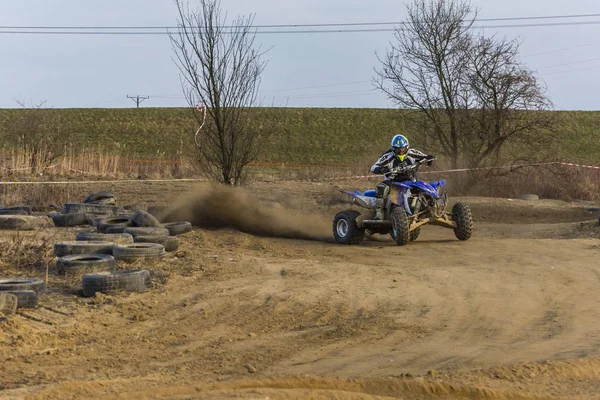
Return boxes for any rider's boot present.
[374,198,385,220]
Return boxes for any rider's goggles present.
[393,146,409,156]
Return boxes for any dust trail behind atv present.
[153,183,332,241]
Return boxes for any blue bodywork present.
[394,179,446,215]
[344,179,446,216]
[394,180,446,198]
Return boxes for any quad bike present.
[333,158,473,245]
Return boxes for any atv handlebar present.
[389,157,436,175]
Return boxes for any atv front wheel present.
[333,210,365,245]
[390,207,410,246]
[409,227,421,242]
[452,202,473,241]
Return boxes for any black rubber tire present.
[452,202,473,241]
[409,227,421,242]
[86,215,111,227]
[82,270,152,297]
[105,226,127,234]
[76,232,134,244]
[0,215,35,230]
[53,241,115,257]
[62,203,122,215]
[52,212,89,227]
[124,227,170,238]
[0,206,32,215]
[162,221,192,236]
[123,204,146,212]
[97,217,133,233]
[57,254,115,276]
[134,235,180,252]
[0,278,45,297]
[131,210,162,227]
[332,210,365,245]
[2,290,37,309]
[390,206,410,246]
[113,243,165,262]
[0,292,18,315]
[89,197,117,205]
[84,192,116,204]
[0,209,29,216]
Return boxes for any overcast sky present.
[1,0,599,109]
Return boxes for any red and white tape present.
[194,100,207,148]
[560,162,600,170]
[287,161,599,182]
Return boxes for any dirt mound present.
[159,183,332,241]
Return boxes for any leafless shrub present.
[375,0,556,188]
[0,229,55,275]
[170,0,270,185]
[2,101,68,174]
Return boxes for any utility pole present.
[127,95,149,108]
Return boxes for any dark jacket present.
[370,148,430,181]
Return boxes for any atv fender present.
[355,212,370,229]
[389,185,411,214]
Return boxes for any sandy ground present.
[0,180,599,399]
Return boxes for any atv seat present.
[362,190,377,198]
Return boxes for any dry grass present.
[458,166,600,202]
[0,145,597,204]
[0,185,77,208]
[0,146,193,179]
[0,229,56,277]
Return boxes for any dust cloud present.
[157,183,332,241]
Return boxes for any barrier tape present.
[0,178,206,186]
[0,160,596,185]
[560,162,600,170]
[289,161,563,181]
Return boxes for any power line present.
[542,64,600,76]
[538,56,600,70]
[127,95,149,108]
[263,80,371,92]
[2,12,600,30]
[2,20,600,35]
[283,89,379,99]
[2,15,600,35]
[523,41,600,57]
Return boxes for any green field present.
[0,108,598,164]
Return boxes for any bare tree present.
[461,35,555,184]
[170,0,268,185]
[375,0,554,182]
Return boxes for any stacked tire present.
[0,206,45,231]
[0,278,46,310]
[50,195,194,298]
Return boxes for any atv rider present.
[370,134,435,220]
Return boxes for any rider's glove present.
[425,155,435,166]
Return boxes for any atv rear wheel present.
[409,227,421,242]
[390,207,410,246]
[452,202,473,241]
[333,210,365,245]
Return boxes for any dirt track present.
[0,181,599,399]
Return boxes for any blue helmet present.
[391,134,409,157]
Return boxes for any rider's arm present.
[370,152,395,175]
[408,148,435,165]
[407,148,428,160]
